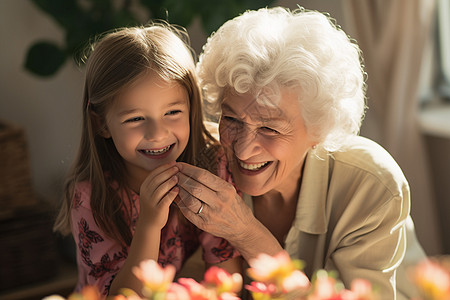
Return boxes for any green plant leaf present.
[24,41,66,77]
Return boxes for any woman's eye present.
[260,126,280,135]
[223,116,239,123]
[124,117,144,123]
[166,110,182,116]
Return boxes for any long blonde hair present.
[54,23,217,246]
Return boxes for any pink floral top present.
[71,179,238,296]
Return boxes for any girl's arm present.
[70,182,128,296]
[109,163,180,296]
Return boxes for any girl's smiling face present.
[219,87,315,197]
[103,75,190,184]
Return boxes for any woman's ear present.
[90,111,111,138]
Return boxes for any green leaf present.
[24,41,66,77]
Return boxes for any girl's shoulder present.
[71,180,93,210]
[71,177,126,209]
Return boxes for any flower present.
[203,266,243,294]
[165,282,190,300]
[308,270,344,300]
[247,251,302,283]
[282,270,310,293]
[246,251,309,300]
[42,252,398,300]
[177,277,214,300]
[43,286,103,300]
[409,258,450,300]
[132,260,176,297]
[177,269,242,300]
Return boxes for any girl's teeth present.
[239,161,269,170]
[144,145,171,155]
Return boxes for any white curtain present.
[342,0,442,254]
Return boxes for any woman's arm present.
[174,162,283,261]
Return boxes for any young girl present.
[53,23,240,297]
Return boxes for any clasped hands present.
[139,160,251,241]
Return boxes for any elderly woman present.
[174,7,425,299]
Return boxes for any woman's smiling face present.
[219,87,315,196]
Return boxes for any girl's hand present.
[174,162,254,242]
[138,162,179,230]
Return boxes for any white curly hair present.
[197,6,367,152]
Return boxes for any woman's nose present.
[232,128,262,161]
[145,120,169,141]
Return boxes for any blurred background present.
[0,0,449,298]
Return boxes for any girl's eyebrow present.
[118,109,139,116]
[166,99,188,107]
[117,99,188,116]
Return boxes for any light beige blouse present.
[242,136,426,300]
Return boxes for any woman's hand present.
[174,162,253,241]
[138,161,179,230]
[174,162,283,262]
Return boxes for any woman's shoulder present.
[329,135,408,194]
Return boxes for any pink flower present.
[217,292,241,300]
[245,281,278,295]
[246,251,310,299]
[410,258,450,300]
[247,251,303,283]
[203,266,243,294]
[178,277,217,300]
[337,279,378,300]
[165,282,191,300]
[308,270,343,300]
[281,270,310,293]
[132,260,176,293]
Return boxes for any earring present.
[312,145,317,150]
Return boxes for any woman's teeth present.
[239,161,269,170]
[143,145,171,155]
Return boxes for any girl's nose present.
[145,121,169,142]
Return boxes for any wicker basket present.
[0,203,58,291]
[0,121,36,210]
